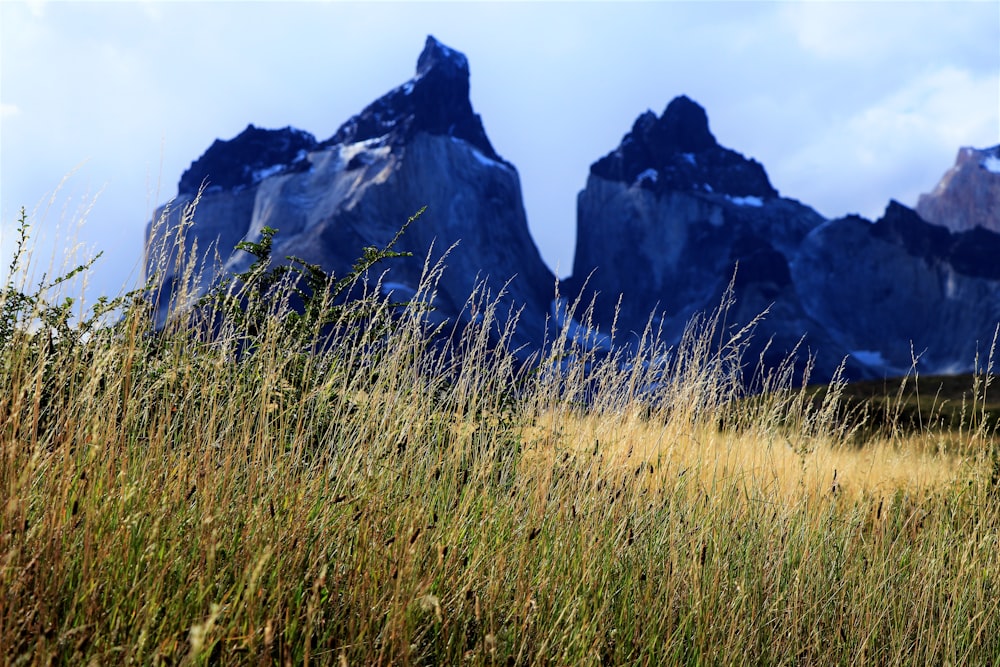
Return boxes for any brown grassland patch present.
[2,208,998,665]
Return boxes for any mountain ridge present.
[146,35,1000,384]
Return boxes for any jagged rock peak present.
[916,144,1000,234]
[178,124,317,196]
[656,95,718,153]
[321,35,502,163]
[590,95,777,199]
[417,35,469,77]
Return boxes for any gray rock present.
[793,202,1000,376]
[570,99,1000,384]
[145,36,554,353]
[917,145,1000,233]
[145,185,259,327]
[568,98,854,384]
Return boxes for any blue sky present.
[2,1,998,303]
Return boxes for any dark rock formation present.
[793,201,1000,375]
[916,145,1000,233]
[569,98,1000,383]
[145,36,554,352]
[178,125,317,196]
[589,96,777,199]
[320,36,503,164]
[872,200,1000,280]
[569,97,847,383]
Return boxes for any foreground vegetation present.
[2,208,999,665]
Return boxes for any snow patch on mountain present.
[450,136,513,172]
[340,136,392,169]
[635,168,658,185]
[251,163,287,183]
[727,195,764,207]
[982,155,1000,174]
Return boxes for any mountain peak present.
[590,95,776,199]
[916,144,1000,234]
[174,37,504,197]
[417,35,469,77]
[659,95,717,153]
[322,36,502,162]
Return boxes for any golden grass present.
[522,409,981,508]
[2,206,999,664]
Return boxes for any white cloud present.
[773,66,1000,220]
[25,0,46,19]
[0,103,20,119]
[848,67,998,150]
[138,0,163,22]
[780,2,998,68]
[782,2,896,61]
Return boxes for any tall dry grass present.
[1,206,998,665]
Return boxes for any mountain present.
[145,36,555,353]
[567,98,1000,383]
[566,96,853,382]
[916,145,1000,233]
[145,37,1000,385]
[793,201,1000,376]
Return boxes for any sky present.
[1,0,998,304]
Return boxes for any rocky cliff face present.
[569,98,1000,382]
[568,97,854,382]
[916,145,1000,233]
[146,38,1000,385]
[793,201,1000,375]
[145,36,554,351]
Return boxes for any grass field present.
[2,208,999,665]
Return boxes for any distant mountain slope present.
[917,145,1000,233]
